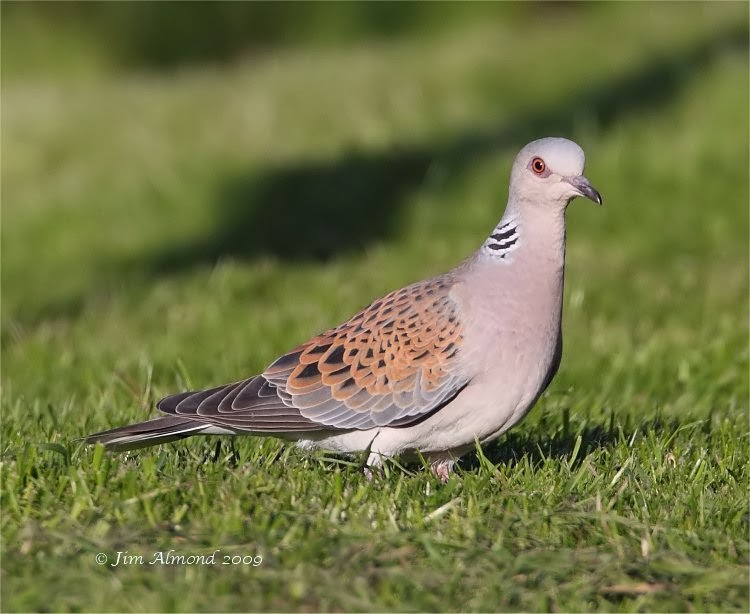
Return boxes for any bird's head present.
[510,137,602,208]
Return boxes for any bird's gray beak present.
[564,175,603,205]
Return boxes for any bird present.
[85,137,602,482]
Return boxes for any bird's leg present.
[429,457,456,483]
[364,451,384,480]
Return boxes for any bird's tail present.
[84,415,208,451]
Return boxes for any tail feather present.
[85,415,208,451]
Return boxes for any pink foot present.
[430,458,455,483]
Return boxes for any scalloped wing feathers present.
[156,275,468,432]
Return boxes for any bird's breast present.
[453,252,565,436]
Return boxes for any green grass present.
[2,3,749,611]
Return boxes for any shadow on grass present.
[145,23,747,271]
[466,413,688,473]
[459,414,684,474]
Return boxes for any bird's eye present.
[531,157,546,174]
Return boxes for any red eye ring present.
[531,157,546,174]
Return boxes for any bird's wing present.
[157,377,323,432]
[157,275,468,432]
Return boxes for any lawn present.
[2,3,749,612]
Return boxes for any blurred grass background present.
[2,2,749,612]
[1,1,529,76]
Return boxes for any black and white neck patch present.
[483,221,520,259]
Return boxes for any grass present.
[2,3,749,611]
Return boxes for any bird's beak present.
[564,175,603,206]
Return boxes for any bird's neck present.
[481,202,567,266]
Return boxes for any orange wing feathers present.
[156,275,468,432]
[264,276,466,428]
